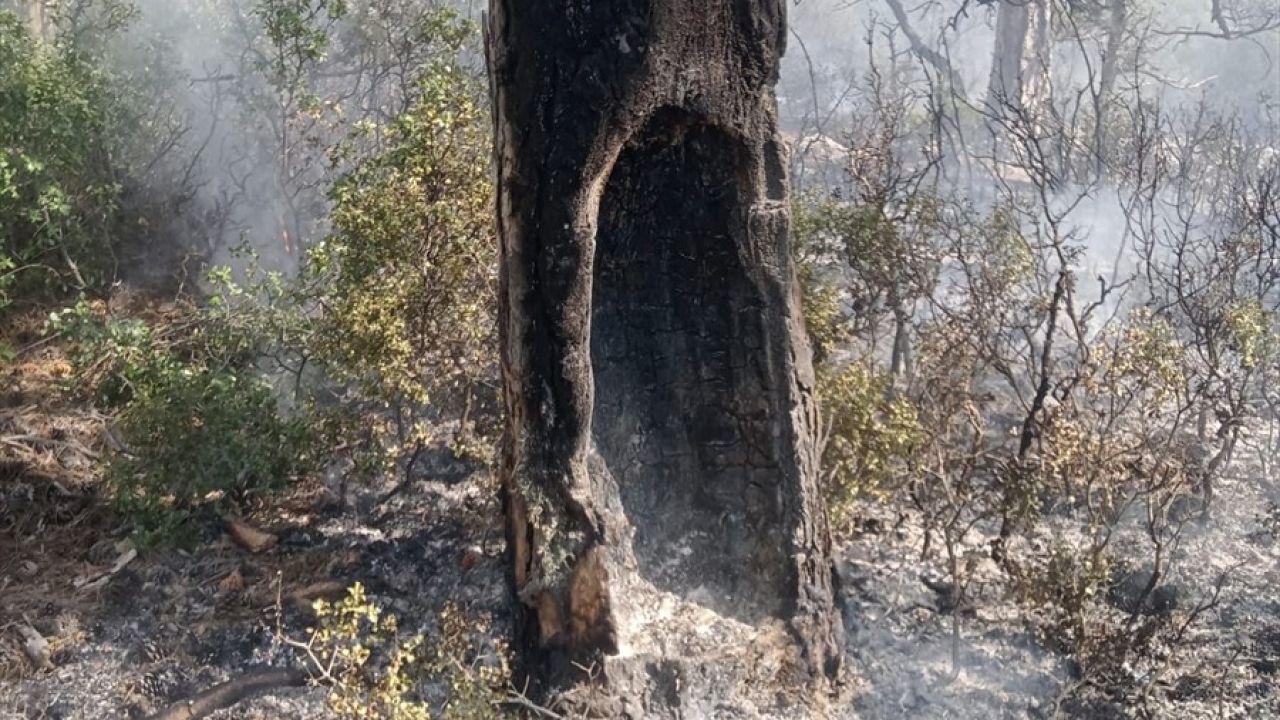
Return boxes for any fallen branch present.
[143,667,307,720]
[502,691,565,719]
[1,434,101,460]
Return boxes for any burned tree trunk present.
[487,0,843,710]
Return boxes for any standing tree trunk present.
[985,0,1054,140]
[27,2,43,40]
[487,0,843,711]
[1093,0,1129,179]
[6,0,46,39]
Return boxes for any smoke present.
[25,0,1268,713]
[774,3,1278,714]
[92,0,1275,286]
[101,0,484,281]
[780,0,1277,303]
[90,0,306,280]
[780,0,1277,131]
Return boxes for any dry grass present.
[1,310,118,681]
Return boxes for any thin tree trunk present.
[20,0,46,40]
[1093,0,1128,179]
[1020,0,1054,134]
[986,0,1032,117]
[889,302,913,386]
[985,0,1054,144]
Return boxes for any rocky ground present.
[3,333,1279,719]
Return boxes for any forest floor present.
[3,315,1280,719]
[0,318,512,719]
[839,443,1280,720]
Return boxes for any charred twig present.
[502,690,565,720]
[373,440,427,518]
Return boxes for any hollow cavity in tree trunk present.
[592,111,788,629]
[488,1,843,710]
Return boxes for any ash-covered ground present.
[839,441,1280,720]
[3,345,1279,719]
[1,351,509,717]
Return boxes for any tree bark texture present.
[4,0,46,39]
[487,0,843,707]
[1093,0,1128,178]
[985,0,1054,134]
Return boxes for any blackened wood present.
[487,0,843,703]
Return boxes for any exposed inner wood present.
[592,110,787,629]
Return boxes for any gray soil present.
[1,445,511,720]
[4,432,1279,719]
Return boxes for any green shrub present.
[45,296,177,408]
[1,249,18,311]
[1019,542,1112,655]
[792,193,848,363]
[818,362,921,522]
[0,11,122,303]
[47,296,314,546]
[795,195,925,522]
[296,583,510,720]
[30,8,500,547]
[108,368,312,546]
[306,11,495,413]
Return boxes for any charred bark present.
[487,0,843,710]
